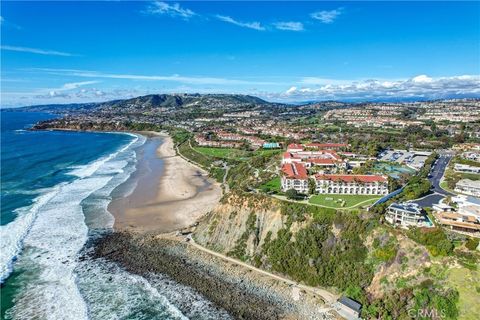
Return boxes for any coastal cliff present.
[193,191,374,293]
[194,193,286,257]
[193,191,472,319]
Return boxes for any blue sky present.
[1,1,479,106]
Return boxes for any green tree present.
[308,178,316,195]
[285,188,300,200]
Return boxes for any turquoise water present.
[0,112,229,320]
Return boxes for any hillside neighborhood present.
[10,94,480,319]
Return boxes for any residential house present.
[454,164,480,174]
[455,179,480,197]
[385,202,431,228]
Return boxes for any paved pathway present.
[186,235,339,305]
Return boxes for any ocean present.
[0,112,229,320]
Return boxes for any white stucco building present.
[314,174,389,195]
[385,202,431,228]
[455,179,480,197]
[280,162,309,193]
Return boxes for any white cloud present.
[215,15,265,31]
[286,86,297,94]
[60,81,100,90]
[2,87,146,107]
[281,75,480,101]
[311,8,342,24]
[412,74,433,83]
[43,81,100,98]
[28,68,278,86]
[273,21,304,31]
[1,45,76,57]
[146,1,196,19]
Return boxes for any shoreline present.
[26,127,338,319]
[96,131,338,319]
[108,132,222,233]
[92,231,337,320]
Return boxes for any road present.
[186,235,339,305]
[411,153,454,208]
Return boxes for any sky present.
[1,1,480,107]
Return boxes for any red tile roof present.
[283,151,293,159]
[307,158,338,165]
[281,163,308,180]
[315,174,387,183]
[287,143,304,151]
[323,150,341,160]
[306,143,348,149]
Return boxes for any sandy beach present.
[108,132,222,233]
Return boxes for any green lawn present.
[259,177,281,193]
[309,194,381,208]
[194,146,282,160]
[253,149,282,156]
[193,147,248,159]
[440,181,459,195]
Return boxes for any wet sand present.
[108,132,222,233]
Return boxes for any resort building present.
[385,202,431,228]
[280,142,389,196]
[282,148,346,172]
[314,174,389,195]
[455,179,480,197]
[287,143,304,152]
[305,142,349,151]
[283,150,345,165]
[280,162,309,193]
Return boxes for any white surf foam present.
[0,186,62,283]
[3,132,197,320]
[67,133,141,179]
[76,258,188,320]
[1,133,143,319]
[7,175,114,320]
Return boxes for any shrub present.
[407,228,454,257]
[465,237,479,251]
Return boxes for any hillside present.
[100,93,269,109]
[193,191,479,319]
[5,93,272,114]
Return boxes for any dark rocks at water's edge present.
[92,232,287,320]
